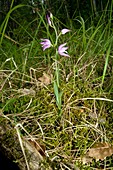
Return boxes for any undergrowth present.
[0,2,113,170]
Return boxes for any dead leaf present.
[18,88,35,96]
[80,142,113,165]
[81,156,93,164]
[28,139,46,157]
[87,142,113,161]
[23,138,46,170]
[38,72,52,86]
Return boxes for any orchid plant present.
[40,12,70,112]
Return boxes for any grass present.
[0,3,113,170]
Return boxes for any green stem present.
[55,50,60,88]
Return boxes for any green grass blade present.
[101,45,111,89]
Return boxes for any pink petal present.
[40,39,52,51]
[46,12,53,26]
[58,43,70,57]
[61,29,71,35]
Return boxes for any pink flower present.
[61,29,71,35]
[40,39,52,51]
[58,43,70,57]
[46,12,53,26]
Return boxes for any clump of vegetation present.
[0,0,113,169]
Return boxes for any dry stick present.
[68,97,113,106]
[15,124,30,170]
[15,123,46,157]
[2,34,20,45]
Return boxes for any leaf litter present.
[81,142,113,164]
